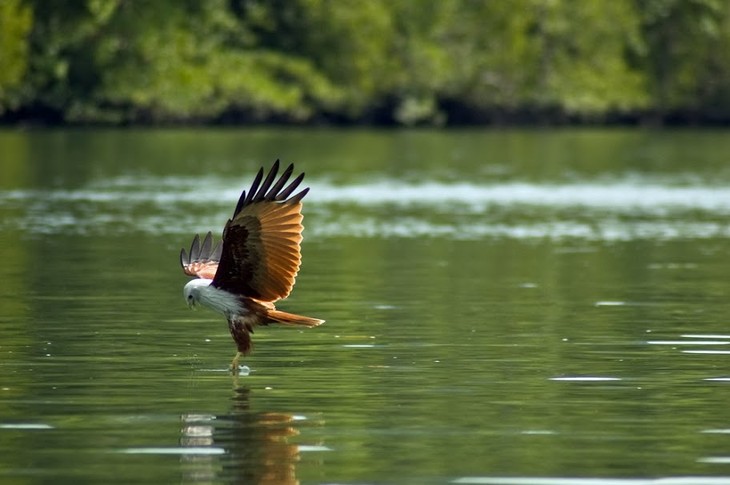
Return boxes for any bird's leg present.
[230,352,243,374]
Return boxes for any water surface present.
[1,128,730,483]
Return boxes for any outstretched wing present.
[212,160,309,302]
[180,231,222,280]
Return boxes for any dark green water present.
[2,128,730,484]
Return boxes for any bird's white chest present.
[196,285,244,317]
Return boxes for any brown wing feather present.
[213,201,303,301]
[183,261,219,279]
[212,161,309,302]
[180,232,222,279]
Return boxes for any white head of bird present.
[183,278,242,317]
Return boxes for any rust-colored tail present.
[267,309,324,327]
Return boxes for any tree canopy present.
[2,0,730,125]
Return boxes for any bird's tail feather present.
[267,309,324,327]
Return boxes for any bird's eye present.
[187,295,193,301]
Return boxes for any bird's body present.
[180,161,323,372]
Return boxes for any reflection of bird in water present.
[180,160,324,374]
[180,386,310,484]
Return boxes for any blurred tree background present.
[1,0,729,126]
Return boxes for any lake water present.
[1,128,730,484]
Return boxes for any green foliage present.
[635,0,730,114]
[538,0,649,114]
[3,0,730,124]
[0,0,32,113]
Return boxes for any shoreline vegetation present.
[2,0,730,127]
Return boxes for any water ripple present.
[3,176,730,241]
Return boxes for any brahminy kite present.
[180,160,323,373]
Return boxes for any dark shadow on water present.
[180,385,305,484]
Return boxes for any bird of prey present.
[180,160,324,373]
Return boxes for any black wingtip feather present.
[232,160,310,215]
[253,159,280,201]
[276,172,305,200]
[211,240,222,261]
[243,166,266,206]
[289,187,310,204]
[265,163,294,201]
[190,233,201,260]
[233,190,247,216]
[182,232,223,268]
[200,231,212,258]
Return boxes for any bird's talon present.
[230,352,243,375]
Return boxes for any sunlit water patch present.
[549,376,623,382]
[3,175,730,241]
[0,423,54,430]
[119,447,226,455]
